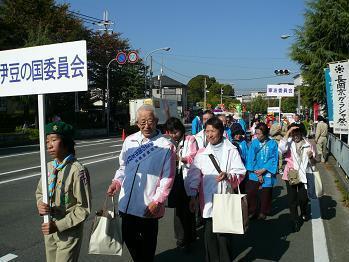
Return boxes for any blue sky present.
[57,0,306,95]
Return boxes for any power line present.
[67,10,102,23]
[156,53,290,61]
[152,58,291,82]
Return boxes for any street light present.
[280,34,301,114]
[144,47,171,96]
[281,34,292,39]
[106,57,117,136]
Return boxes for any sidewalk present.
[317,156,349,261]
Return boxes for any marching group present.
[35,105,328,262]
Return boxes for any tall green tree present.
[187,75,234,108]
[290,0,349,107]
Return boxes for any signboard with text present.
[0,40,88,97]
[329,60,349,134]
[267,84,294,97]
[267,107,280,113]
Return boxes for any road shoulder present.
[317,156,349,261]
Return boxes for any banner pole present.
[38,94,49,223]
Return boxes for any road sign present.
[0,40,88,97]
[116,51,127,65]
[128,51,139,63]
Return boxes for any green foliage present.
[0,0,145,130]
[290,0,349,107]
[187,75,234,108]
[15,126,39,140]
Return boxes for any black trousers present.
[174,195,196,245]
[285,181,309,221]
[170,169,196,245]
[246,179,273,215]
[121,213,158,262]
[204,218,233,262]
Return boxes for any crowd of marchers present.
[34,105,329,262]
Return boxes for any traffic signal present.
[221,88,224,94]
[274,69,290,75]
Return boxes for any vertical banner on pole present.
[329,61,349,134]
[324,68,334,127]
[38,94,49,222]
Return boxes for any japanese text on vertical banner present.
[0,40,88,97]
[329,61,349,134]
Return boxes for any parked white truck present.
[129,97,178,125]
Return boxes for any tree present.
[0,0,146,130]
[290,0,349,107]
[187,75,234,108]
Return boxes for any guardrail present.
[328,133,349,178]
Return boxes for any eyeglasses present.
[138,119,155,126]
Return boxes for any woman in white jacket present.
[185,117,246,262]
[279,123,317,232]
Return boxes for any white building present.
[151,75,188,117]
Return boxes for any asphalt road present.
[0,137,334,262]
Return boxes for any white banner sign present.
[267,84,294,97]
[0,40,88,97]
[267,107,280,113]
[329,60,349,134]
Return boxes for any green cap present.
[45,121,74,138]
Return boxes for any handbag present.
[208,154,249,234]
[88,196,123,256]
[287,143,304,186]
[306,167,324,199]
[287,169,301,185]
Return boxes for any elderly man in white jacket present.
[107,104,176,262]
[185,117,246,262]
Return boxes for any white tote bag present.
[306,170,324,199]
[88,196,123,256]
[212,184,249,234]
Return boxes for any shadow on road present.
[155,227,205,262]
[319,195,337,220]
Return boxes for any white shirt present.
[185,138,246,218]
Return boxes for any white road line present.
[0,151,38,159]
[0,165,40,176]
[0,253,18,261]
[0,140,122,159]
[0,151,119,176]
[75,140,119,148]
[76,138,112,144]
[0,155,118,185]
[0,144,39,150]
[109,144,123,148]
[311,198,329,262]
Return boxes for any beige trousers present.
[316,136,327,162]
[44,227,83,262]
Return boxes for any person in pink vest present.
[166,117,199,251]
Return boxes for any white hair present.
[136,104,158,120]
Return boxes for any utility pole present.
[220,87,223,105]
[97,10,114,34]
[204,78,207,110]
